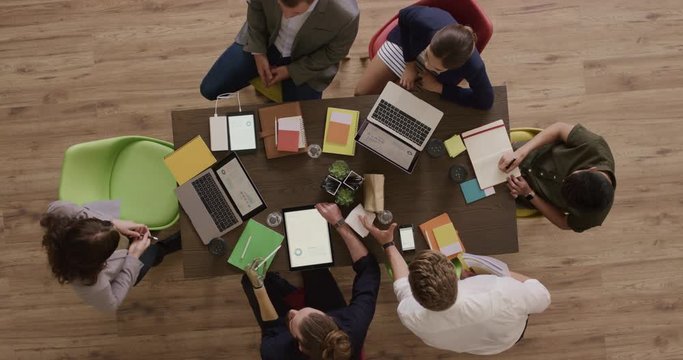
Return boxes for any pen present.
[504,158,517,170]
[256,245,282,270]
[241,235,253,260]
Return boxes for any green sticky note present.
[444,134,467,158]
[227,219,284,273]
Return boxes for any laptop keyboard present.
[191,173,239,232]
[372,99,431,146]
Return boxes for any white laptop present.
[355,82,444,173]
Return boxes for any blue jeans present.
[200,43,322,102]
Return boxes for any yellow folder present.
[250,77,283,103]
[322,107,359,156]
[163,135,217,185]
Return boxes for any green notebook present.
[227,219,284,273]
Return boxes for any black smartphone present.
[399,224,416,251]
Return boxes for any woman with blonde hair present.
[356,5,494,110]
[241,203,380,360]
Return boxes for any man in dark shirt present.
[499,122,616,232]
[241,203,380,360]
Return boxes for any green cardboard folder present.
[227,219,284,273]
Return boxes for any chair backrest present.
[368,0,493,59]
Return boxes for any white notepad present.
[345,204,376,238]
[461,120,521,189]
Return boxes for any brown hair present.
[408,250,458,311]
[279,0,314,8]
[41,213,120,286]
[429,24,477,69]
[299,313,352,360]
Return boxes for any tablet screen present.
[216,157,264,216]
[228,113,256,151]
[284,207,333,270]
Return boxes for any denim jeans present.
[200,43,322,102]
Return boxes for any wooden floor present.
[2,0,683,359]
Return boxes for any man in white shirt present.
[200,0,359,101]
[361,218,551,355]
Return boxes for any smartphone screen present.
[399,225,415,251]
[228,113,256,151]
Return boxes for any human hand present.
[361,216,397,246]
[315,203,343,225]
[245,258,265,288]
[253,53,273,86]
[400,62,418,91]
[111,219,148,240]
[420,71,443,94]
[507,175,532,198]
[498,149,526,173]
[128,232,151,258]
[269,66,290,86]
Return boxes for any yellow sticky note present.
[432,223,464,257]
[444,134,467,158]
[163,135,217,185]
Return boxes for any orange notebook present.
[418,213,466,261]
[258,102,307,159]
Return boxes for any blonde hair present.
[430,24,477,69]
[408,250,458,311]
[300,313,352,360]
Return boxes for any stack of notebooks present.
[275,116,307,152]
[257,102,308,159]
[419,213,465,261]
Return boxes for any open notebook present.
[461,120,521,189]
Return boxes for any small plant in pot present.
[328,160,350,180]
[321,175,342,195]
[335,187,355,207]
[343,170,364,191]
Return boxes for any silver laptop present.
[355,82,444,173]
[176,152,266,244]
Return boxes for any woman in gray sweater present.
[41,201,180,313]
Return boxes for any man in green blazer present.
[200,0,360,101]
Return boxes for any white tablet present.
[283,206,334,271]
[227,111,257,152]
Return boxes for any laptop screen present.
[216,157,264,216]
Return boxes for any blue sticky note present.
[460,178,496,204]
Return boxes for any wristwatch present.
[334,218,346,229]
[382,241,396,250]
[525,192,535,201]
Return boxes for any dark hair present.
[429,24,477,69]
[279,0,314,8]
[408,251,458,311]
[300,313,352,360]
[41,214,120,286]
[561,171,614,211]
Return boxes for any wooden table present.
[172,86,517,278]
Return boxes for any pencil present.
[256,245,281,270]
[240,235,253,260]
[504,158,517,170]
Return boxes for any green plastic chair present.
[510,127,543,218]
[58,136,179,230]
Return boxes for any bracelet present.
[334,218,346,229]
[382,241,396,250]
[525,192,535,201]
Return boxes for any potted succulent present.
[335,187,355,207]
[328,160,350,180]
[321,160,364,206]
[321,175,342,195]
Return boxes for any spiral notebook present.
[276,116,307,152]
[257,102,308,159]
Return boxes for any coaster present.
[426,138,446,158]
[208,238,227,256]
[449,165,468,183]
